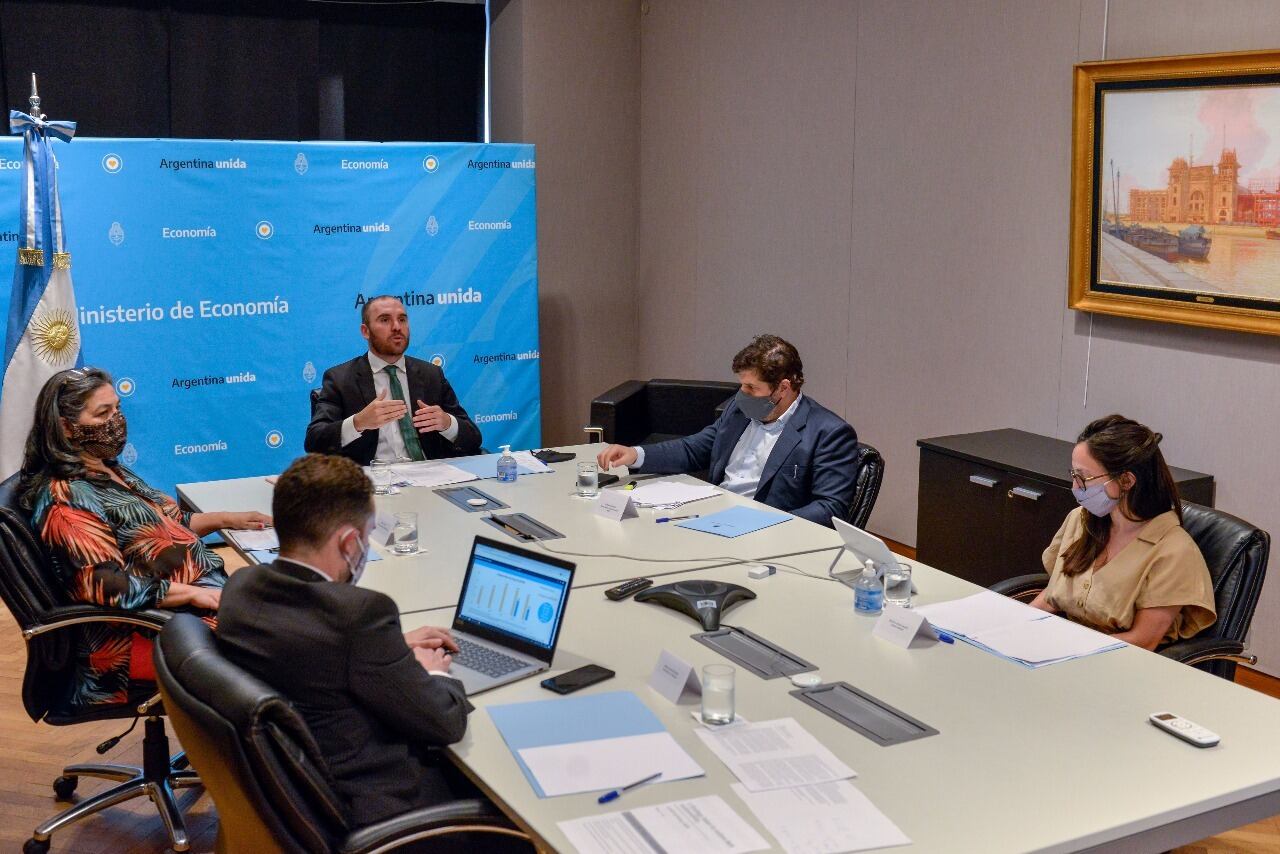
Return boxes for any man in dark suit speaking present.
[305,295,482,465]
[597,334,859,528]
[217,453,472,828]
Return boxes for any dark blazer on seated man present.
[637,394,858,527]
[598,334,859,528]
[305,353,482,465]
[217,559,473,827]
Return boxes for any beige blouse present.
[1041,508,1216,644]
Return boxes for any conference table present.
[177,443,845,614]
[178,443,1280,853]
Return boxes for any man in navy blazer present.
[597,335,859,527]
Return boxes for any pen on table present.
[597,772,662,804]
[934,630,955,644]
[656,514,699,524]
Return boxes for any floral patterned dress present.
[30,465,227,711]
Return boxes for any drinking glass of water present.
[884,562,913,609]
[575,461,599,498]
[392,512,418,555]
[701,664,735,725]
[370,460,393,495]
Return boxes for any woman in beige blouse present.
[1031,415,1215,650]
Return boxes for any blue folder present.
[676,505,792,538]
[449,453,550,480]
[487,691,666,797]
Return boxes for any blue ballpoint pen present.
[934,630,955,644]
[598,772,662,804]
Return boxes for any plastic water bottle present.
[853,559,883,615]
[497,444,518,483]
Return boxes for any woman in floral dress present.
[18,367,271,711]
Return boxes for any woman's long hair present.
[17,367,114,510]
[1060,414,1181,577]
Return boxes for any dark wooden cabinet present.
[916,428,1215,588]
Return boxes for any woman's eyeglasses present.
[1069,470,1112,490]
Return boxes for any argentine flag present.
[0,107,78,478]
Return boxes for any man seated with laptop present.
[218,452,576,829]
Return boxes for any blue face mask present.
[1072,478,1118,517]
[735,389,779,423]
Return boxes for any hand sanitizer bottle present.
[853,559,883,615]
[497,445,518,483]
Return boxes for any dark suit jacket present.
[216,560,473,828]
[636,395,859,527]
[304,354,483,465]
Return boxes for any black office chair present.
[154,613,532,853]
[0,474,198,854]
[990,501,1270,680]
[310,388,322,419]
[846,443,885,530]
[588,378,739,446]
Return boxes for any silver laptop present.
[827,517,915,592]
[447,536,575,695]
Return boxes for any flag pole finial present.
[29,73,41,120]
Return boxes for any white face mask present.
[341,531,370,586]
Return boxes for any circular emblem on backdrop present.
[426,215,439,237]
[302,361,317,383]
[293,152,309,175]
[265,430,284,449]
[255,221,274,240]
[108,222,125,246]
[115,377,136,397]
[101,153,123,173]
[422,155,439,173]
[120,442,138,466]
[537,602,554,624]
[29,308,78,366]
[430,354,445,367]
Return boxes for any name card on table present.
[648,649,702,704]
[373,511,397,547]
[594,490,638,522]
[873,605,941,649]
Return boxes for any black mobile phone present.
[541,664,615,695]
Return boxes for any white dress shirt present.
[339,352,458,460]
[633,393,802,496]
[276,556,451,678]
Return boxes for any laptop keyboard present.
[453,637,529,678]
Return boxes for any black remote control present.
[605,578,653,601]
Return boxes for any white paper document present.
[969,612,1124,665]
[627,480,721,508]
[225,528,278,551]
[694,718,856,792]
[731,781,910,854]
[517,731,704,798]
[382,460,478,488]
[915,590,1042,637]
[558,795,768,854]
[513,450,553,473]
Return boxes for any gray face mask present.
[735,389,779,423]
[342,533,370,586]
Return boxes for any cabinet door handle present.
[969,475,998,488]
[1008,486,1043,501]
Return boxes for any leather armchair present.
[990,501,1270,680]
[588,378,738,447]
[0,474,198,854]
[847,443,885,530]
[154,613,532,853]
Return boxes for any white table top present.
[176,443,844,613]
[402,551,1280,854]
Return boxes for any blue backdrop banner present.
[0,139,540,495]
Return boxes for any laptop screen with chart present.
[455,538,574,657]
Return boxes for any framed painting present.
[1070,50,1280,335]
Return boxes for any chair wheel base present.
[52,776,77,801]
[24,838,51,854]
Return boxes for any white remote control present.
[1149,712,1219,747]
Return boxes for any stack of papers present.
[380,460,477,489]
[225,528,278,551]
[916,591,1125,667]
[628,480,721,508]
[447,451,553,480]
[487,691,704,798]
[559,795,768,854]
[694,718,855,792]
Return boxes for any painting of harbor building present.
[1098,85,1280,300]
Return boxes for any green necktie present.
[384,365,426,461]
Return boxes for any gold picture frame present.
[1070,49,1280,335]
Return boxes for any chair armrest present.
[340,798,527,853]
[1157,636,1251,667]
[590,380,649,445]
[989,573,1049,602]
[22,605,171,640]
